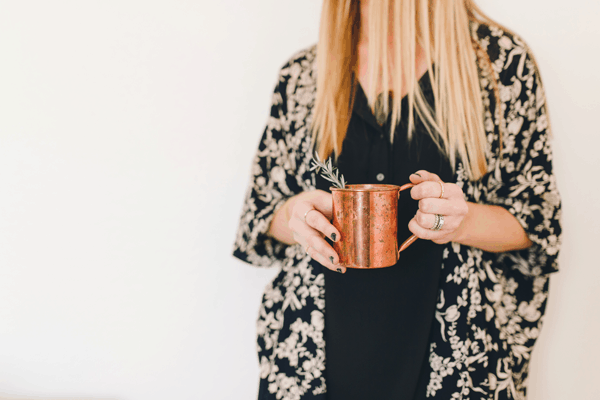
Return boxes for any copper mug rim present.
[330,184,398,192]
[330,183,414,195]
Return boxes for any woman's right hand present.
[286,190,345,273]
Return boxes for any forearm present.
[267,197,297,245]
[454,202,533,253]
[271,197,532,253]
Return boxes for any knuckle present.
[451,184,464,196]
[420,199,433,213]
[410,187,420,199]
[461,203,469,215]
[443,219,456,232]
[451,204,463,215]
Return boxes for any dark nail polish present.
[336,268,343,273]
[329,256,335,264]
[331,233,337,242]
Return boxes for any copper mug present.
[330,184,418,269]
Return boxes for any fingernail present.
[412,172,422,177]
[331,233,337,242]
[329,256,335,264]
[336,268,344,274]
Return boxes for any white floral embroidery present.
[233,22,561,400]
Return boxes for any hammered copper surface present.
[331,184,417,269]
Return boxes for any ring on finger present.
[304,208,316,224]
[305,245,311,255]
[430,214,444,231]
[438,181,445,199]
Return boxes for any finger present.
[414,210,461,232]
[292,194,339,242]
[294,232,345,273]
[411,181,462,200]
[310,190,335,219]
[415,210,440,230]
[409,170,441,184]
[298,189,334,219]
[408,217,451,242]
[308,247,346,274]
[417,198,469,216]
[290,223,340,265]
[304,208,340,243]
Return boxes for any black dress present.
[314,73,453,400]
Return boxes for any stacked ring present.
[431,214,445,231]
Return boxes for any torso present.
[317,72,453,400]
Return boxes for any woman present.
[233,0,561,399]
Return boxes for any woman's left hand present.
[408,170,469,245]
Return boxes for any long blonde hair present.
[311,0,516,181]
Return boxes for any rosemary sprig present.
[310,152,346,189]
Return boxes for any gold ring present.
[306,245,311,255]
[438,181,445,199]
[304,208,315,224]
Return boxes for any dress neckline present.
[354,70,433,129]
[356,68,433,104]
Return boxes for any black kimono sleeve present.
[232,64,306,268]
[485,47,562,276]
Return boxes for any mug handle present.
[397,183,418,257]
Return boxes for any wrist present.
[283,196,296,222]
[452,201,472,244]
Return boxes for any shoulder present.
[279,44,317,77]
[269,44,318,118]
[472,22,540,85]
[274,44,318,93]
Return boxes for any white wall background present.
[0,1,598,399]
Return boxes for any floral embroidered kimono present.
[233,23,562,400]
